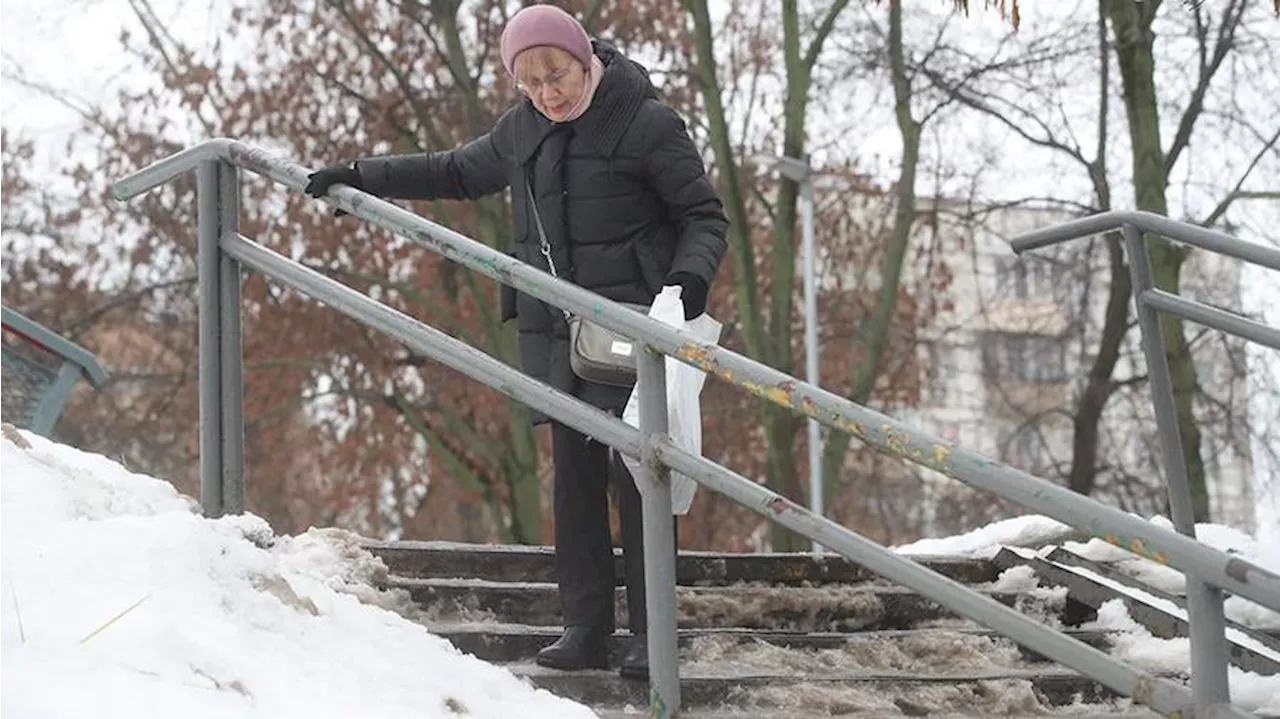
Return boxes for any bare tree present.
[918,0,1277,526]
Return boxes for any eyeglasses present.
[516,66,574,96]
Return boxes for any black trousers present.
[551,420,647,634]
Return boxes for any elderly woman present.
[305,4,728,680]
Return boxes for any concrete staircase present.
[364,541,1257,717]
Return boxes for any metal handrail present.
[112,139,1275,718]
[1,307,110,386]
[1,305,109,435]
[1010,210,1280,271]
[1009,211,1280,711]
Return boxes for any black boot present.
[618,633,649,680]
[535,626,612,670]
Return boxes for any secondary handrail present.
[2,305,109,435]
[1010,210,1280,271]
[221,230,1206,716]
[112,139,1277,718]
[1010,211,1280,712]
[2,306,110,387]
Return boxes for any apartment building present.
[890,202,1257,534]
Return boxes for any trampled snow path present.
[0,426,596,719]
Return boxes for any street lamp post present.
[755,154,823,554]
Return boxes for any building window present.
[980,332,1067,383]
[999,423,1046,473]
[993,256,1068,301]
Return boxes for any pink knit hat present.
[499,5,593,76]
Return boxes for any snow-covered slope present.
[0,426,596,719]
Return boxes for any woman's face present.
[514,46,587,122]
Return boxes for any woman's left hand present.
[665,273,708,320]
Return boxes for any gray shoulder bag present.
[526,180,647,387]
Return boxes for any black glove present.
[305,162,362,216]
[666,272,708,320]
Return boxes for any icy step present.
[365,540,998,585]
[430,623,1113,665]
[390,576,1064,631]
[509,662,1163,714]
[1044,547,1280,643]
[995,549,1280,675]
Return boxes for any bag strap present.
[524,166,571,321]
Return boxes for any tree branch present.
[1200,125,1280,227]
[66,275,197,338]
[330,0,449,150]
[803,0,852,72]
[304,65,425,153]
[1165,0,1246,173]
[921,68,1091,171]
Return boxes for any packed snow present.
[893,511,1280,633]
[1064,516,1280,631]
[893,514,1079,557]
[0,426,596,719]
[895,511,1280,714]
[1086,600,1280,715]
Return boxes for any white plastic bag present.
[622,286,722,515]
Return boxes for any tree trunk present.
[687,0,769,362]
[436,0,542,543]
[1068,0,1125,499]
[1105,0,1208,520]
[688,0,849,551]
[820,0,919,510]
[503,402,541,544]
[766,0,812,553]
[1068,233,1131,497]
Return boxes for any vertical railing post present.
[801,177,822,555]
[218,160,245,515]
[636,348,680,718]
[196,161,224,517]
[1122,223,1231,709]
[29,362,81,436]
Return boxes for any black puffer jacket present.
[355,42,729,423]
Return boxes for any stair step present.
[391,576,1046,631]
[365,540,998,585]
[996,549,1280,676]
[509,663,1157,712]
[1043,547,1280,650]
[430,623,1113,664]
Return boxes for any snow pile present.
[0,427,595,719]
[989,566,1070,628]
[1064,516,1280,631]
[894,511,1279,713]
[894,514,1079,557]
[896,511,1280,632]
[1087,600,1280,715]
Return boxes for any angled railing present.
[1,306,109,435]
[112,139,1278,718]
[1011,211,1280,710]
